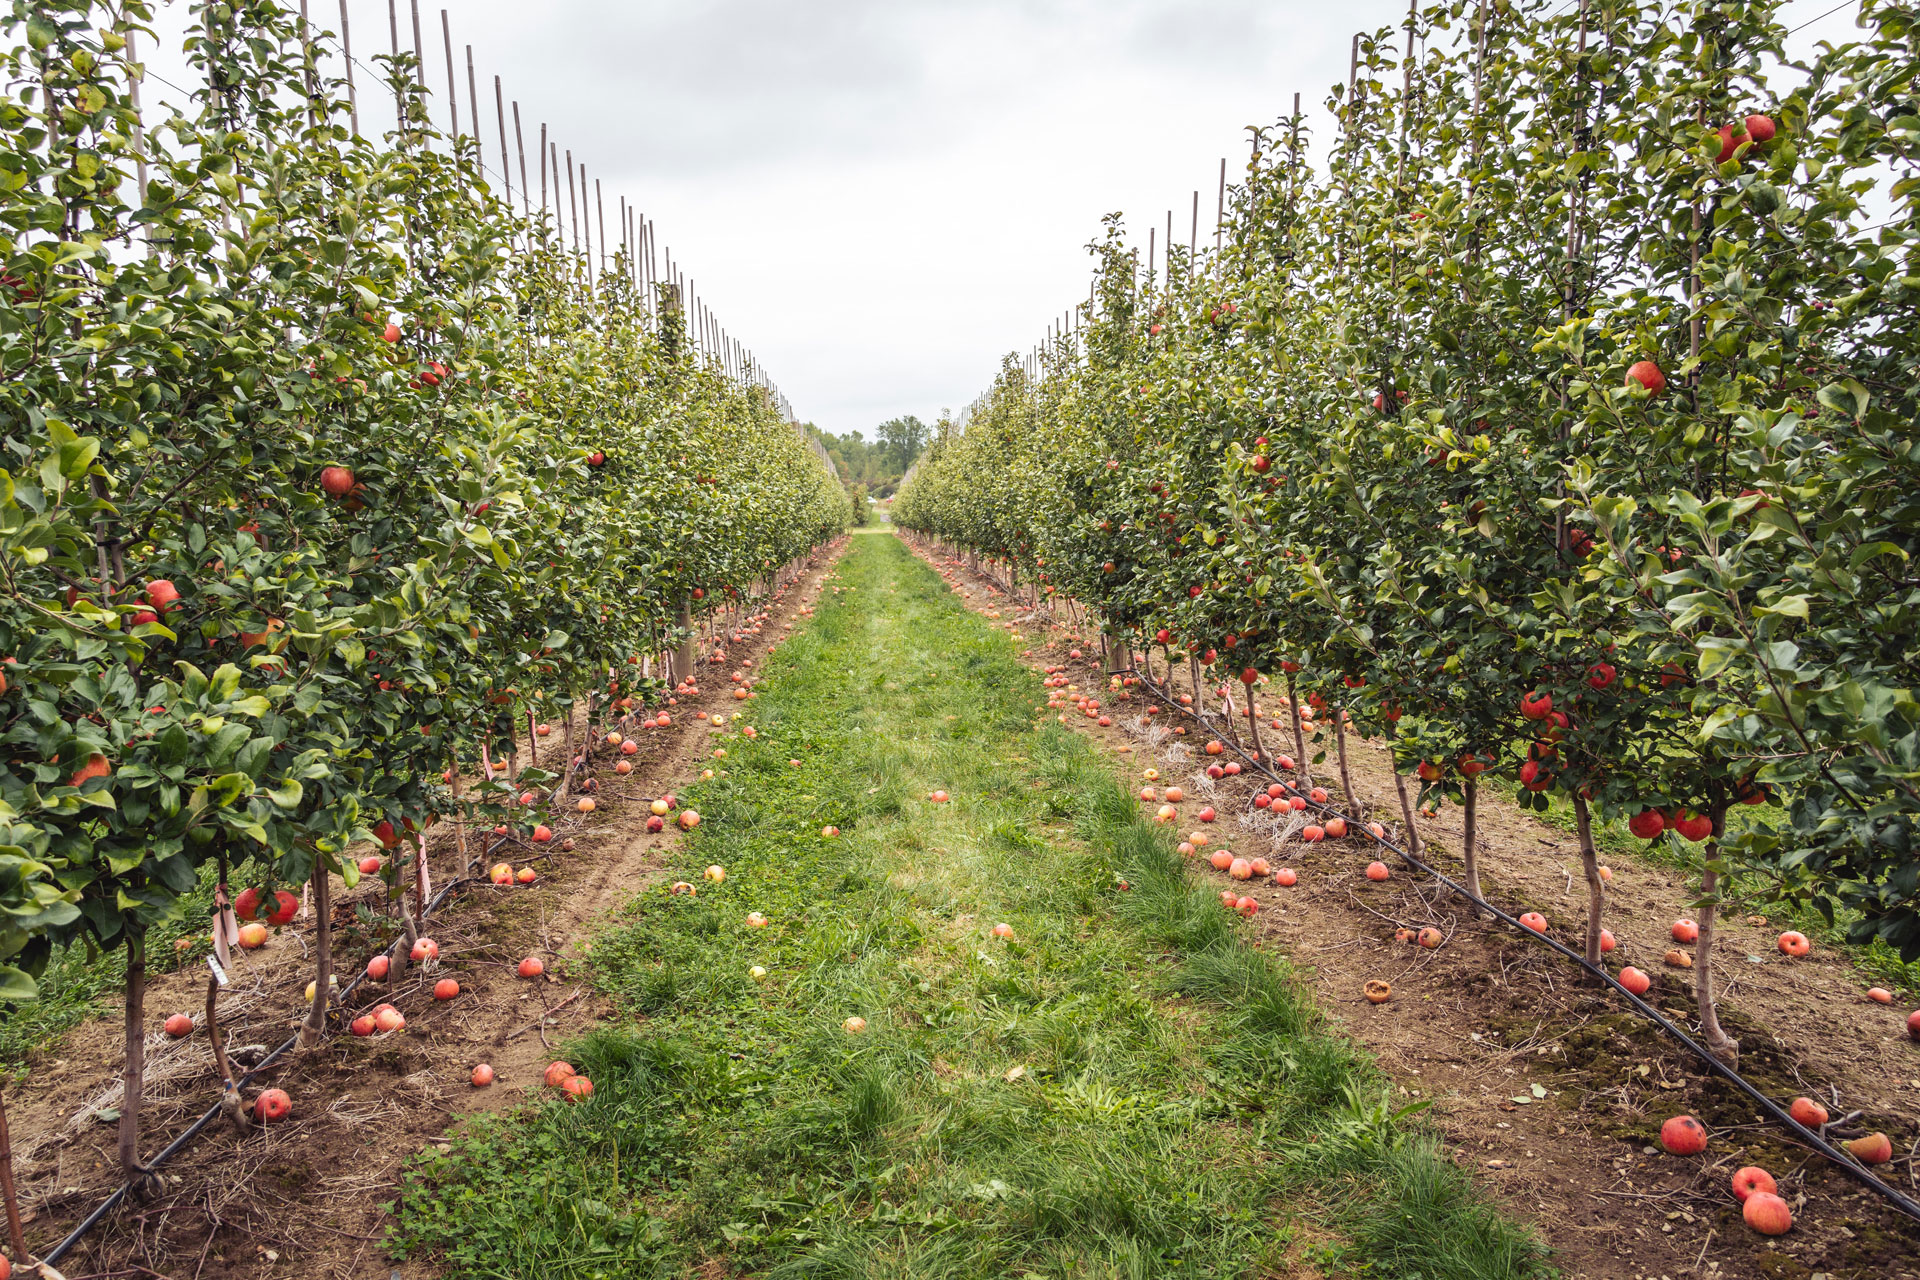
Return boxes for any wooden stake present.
[387,0,402,125]
[512,100,529,215]
[494,76,512,205]
[409,0,426,89]
[124,28,152,258]
[439,8,458,137]
[596,177,607,277]
[566,148,578,252]
[1216,157,1226,251]
[580,162,593,270]
[465,44,479,153]
[339,0,359,137]
[537,122,547,213]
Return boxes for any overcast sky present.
[139,0,1864,438]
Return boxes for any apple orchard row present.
[0,0,848,1195]
[895,0,1920,1078]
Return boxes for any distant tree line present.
[807,415,930,498]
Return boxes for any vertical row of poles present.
[307,0,797,422]
[1018,140,1246,388]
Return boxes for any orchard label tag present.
[206,954,230,987]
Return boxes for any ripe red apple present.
[411,936,439,963]
[1626,360,1666,395]
[144,579,181,611]
[1777,931,1810,957]
[532,824,553,843]
[237,922,269,949]
[1618,966,1651,995]
[471,1063,495,1087]
[1742,1191,1792,1235]
[562,1075,594,1100]
[366,954,391,981]
[1658,1114,1708,1155]
[1520,690,1553,720]
[1788,1096,1828,1127]
[164,1013,194,1037]
[1417,926,1442,949]
[1364,861,1390,881]
[1273,867,1297,886]
[1671,918,1699,943]
[358,855,383,875]
[516,866,536,884]
[254,1088,292,1124]
[1673,811,1713,842]
[1628,809,1666,839]
[433,978,459,1000]
[543,1061,576,1088]
[1910,1008,1920,1041]
[1730,1165,1777,1202]
[1599,928,1616,953]
[373,1003,405,1032]
[1587,662,1616,690]
[320,465,356,497]
[519,955,545,979]
[1744,114,1776,145]
[350,1014,376,1036]
[1519,911,1548,933]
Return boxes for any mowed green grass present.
[390,530,1545,1279]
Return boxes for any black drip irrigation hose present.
[43,783,582,1266]
[1117,663,1920,1225]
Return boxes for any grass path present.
[392,531,1543,1279]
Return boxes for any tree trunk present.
[206,976,246,1132]
[1333,705,1358,813]
[1695,803,1740,1067]
[1385,726,1422,856]
[1285,672,1311,786]
[1461,777,1483,912]
[676,597,696,685]
[119,932,147,1179]
[1572,794,1607,967]
[0,1080,29,1263]
[300,858,332,1047]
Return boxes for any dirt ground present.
[906,535,1920,1280]
[6,538,851,1280]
